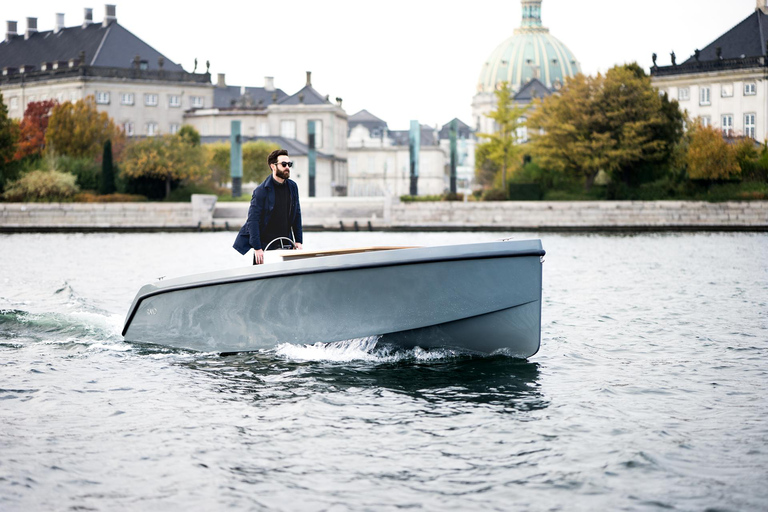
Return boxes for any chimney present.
[306,71,312,86]
[103,4,116,27]
[217,73,226,88]
[264,76,275,91]
[25,17,37,39]
[5,21,17,42]
[55,13,65,34]
[83,8,93,27]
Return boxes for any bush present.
[56,155,100,190]
[165,182,221,202]
[481,188,508,201]
[3,170,79,201]
[73,192,147,202]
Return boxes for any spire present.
[517,0,549,33]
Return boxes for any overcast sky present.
[2,0,756,129]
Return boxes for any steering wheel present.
[264,237,296,251]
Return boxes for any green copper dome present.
[477,0,581,93]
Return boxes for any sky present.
[1,0,757,129]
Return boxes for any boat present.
[122,239,546,357]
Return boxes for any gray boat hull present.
[123,240,545,357]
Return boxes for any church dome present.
[477,0,581,93]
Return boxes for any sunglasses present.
[276,161,293,168]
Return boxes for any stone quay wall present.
[1,196,767,232]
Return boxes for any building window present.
[678,87,690,101]
[120,93,134,105]
[169,123,180,135]
[96,91,110,104]
[190,96,204,108]
[56,92,65,103]
[144,94,158,106]
[70,91,78,102]
[744,82,756,96]
[721,115,734,136]
[9,97,18,110]
[310,120,323,148]
[721,84,734,98]
[258,122,269,136]
[745,113,756,139]
[701,116,711,127]
[123,122,135,136]
[169,95,181,108]
[146,122,159,136]
[699,86,711,106]
[41,94,49,101]
[280,120,296,139]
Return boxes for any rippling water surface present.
[1,231,766,511]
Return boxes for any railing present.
[0,65,211,85]
[651,56,766,77]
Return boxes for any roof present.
[213,86,289,109]
[683,9,768,63]
[438,118,474,140]
[0,21,183,72]
[513,78,553,103]
[388,124,439,147]
[348,109,388,136]
[278,84,332,105]
[199,135,333,159]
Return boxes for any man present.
[233,149,303,264]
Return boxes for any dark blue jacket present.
[233,174,303,254]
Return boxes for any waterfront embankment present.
[1,195,767,232]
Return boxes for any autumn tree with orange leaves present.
[14,100,56,160]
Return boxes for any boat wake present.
[274,337,474,363]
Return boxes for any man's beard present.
[276,168,290,180]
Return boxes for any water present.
[1,231,767,511]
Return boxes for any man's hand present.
[294,243,303,250]
[254,249,264,264]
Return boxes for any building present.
[0,5,212,137]
[0,5,347,198]
[346,110,476,197]
[650,1,768,141]
[471,0,581,136]
[184,71,349,197]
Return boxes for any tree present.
[203,140,279,188]
[100,139,116,194]
[121,134,207,199]
[177,125,201,146]
[476,81,530,195]
[528,64,678,191]
[242,141,279,183]
[685,123,740,180]
[14,100,57,160]
[45,96,123,159]
[0,92,20,192]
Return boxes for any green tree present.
[0,92,21,191]
[100,139,116,194]
[243,141,279,183]
[203,140,279,188]
[178,124,201,146]
[685,123,740,180]
[528,64,679,191]
[204,142,231,187]
[45,96,124,159]
[121,134,207,199]
[476,81,530,195]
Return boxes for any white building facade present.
[651,2,768,141]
